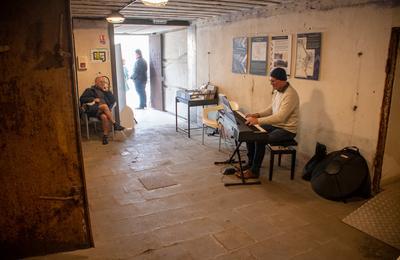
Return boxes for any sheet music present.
[235,111,266,132]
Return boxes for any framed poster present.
[90,48,108,63]
[295,33,321,80]
[270,35,292,75]
[232,37,248,74]
[249,36,268,76]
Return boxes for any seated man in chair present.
[80,75,125,145]
[240,67,299,179]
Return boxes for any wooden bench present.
[267,139,298,181]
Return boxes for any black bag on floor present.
[302,142,327,181]
[311,146,371,201]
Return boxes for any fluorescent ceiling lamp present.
[142,0,168,7]
[153,19,167,24]
[106,11,125,23]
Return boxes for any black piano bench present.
[267,139,298,181]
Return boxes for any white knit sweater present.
[257,84,299,133]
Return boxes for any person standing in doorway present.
[122,59,130,92]
[131,49,148,109]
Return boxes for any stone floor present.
[37,109,399,259]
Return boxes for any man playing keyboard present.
[239,67,299,179]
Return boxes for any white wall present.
[73,19,113,96]
[196,5,400,175]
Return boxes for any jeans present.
[246,125,296,175]
[134,80,147,108]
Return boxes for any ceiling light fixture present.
[153,19,168,25]
[141,0,168,7]
[106,11,125,23]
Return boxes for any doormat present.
[139,174,177,190]
[342,181,400,250]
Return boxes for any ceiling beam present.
[70,0,282,21]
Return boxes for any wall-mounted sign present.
[90,49,108,63]
[270,35,292,76]
[99,34,106,45]
[249,36,268,76]
[77,56,88,70]
[295,32,321,80]
[232,37,248,74]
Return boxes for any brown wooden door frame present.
[373,27,400,194]
[69,5,94,251]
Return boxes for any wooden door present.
[149,34,164,110]
[114,44,127,113]
[0,0,93,258]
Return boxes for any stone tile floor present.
[36,109,400,259]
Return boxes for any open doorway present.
[114,35,150,109]
[111,23,190,116]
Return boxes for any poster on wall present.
[295,32,321,80]
[249,36,268,76]
[232,37,248,74]
[270,35,292,76]
[90,48,108,63]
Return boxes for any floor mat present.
[342,181,400,250]
[139,174,178,190]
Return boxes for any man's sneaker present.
[113,123,125,131]
[235,169,259,179]
[241,164,251,171]
[102,135,109,145]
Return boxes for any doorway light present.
[142,0,168,7]
[106,11,125,23]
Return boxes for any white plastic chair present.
[82,103,116,139]
[202,100,239,150]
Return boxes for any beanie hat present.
[270,67,287,81]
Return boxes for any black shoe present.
[113,123,125,131]
[102,135,109,145]
[240,164,251,171]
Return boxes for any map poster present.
[295,33,321,80]
[249,36,268,76]
[232,37,248,74]
[270,35,292,76]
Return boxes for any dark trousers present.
[246,125,296,175]
[134,80,147,108]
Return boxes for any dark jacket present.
[80,86,116,109]
[131,57,148,83]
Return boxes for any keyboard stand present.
[215,140,261,186]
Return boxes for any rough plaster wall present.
[163,29,188,114]
[196,5,399,171]
[73,19,112,96]
[393,7,400,26]
[382,40,400,183]
[0,0,91,257]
